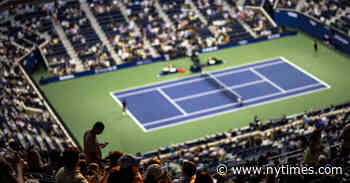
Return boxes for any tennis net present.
[202,72,241,102]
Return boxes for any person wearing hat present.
[108,154,143,183]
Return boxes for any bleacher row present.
[277,0,350,36]
[0,39,74,155]
[1,0,279,77]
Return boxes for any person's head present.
[118,154,142,183]
[145,156,161,169]
[107,150,124,167]
[118,154,141,171]
[194,170,214,183]
[62,146,80,169]
[182,161,197,179]
[144,164,172,183]
[92,121,105,135]
[27,148,43,171]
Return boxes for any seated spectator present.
[303,130,328,165]
[108,154,143,183]
[340,123,350,158]
[194,170,214,183]
[143,164,172,183]
[55,147,109,183]
[173,161,197,183]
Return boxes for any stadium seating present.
[0,40,72,154]
[58,0,113,70]
[88,0,152,62]
[2,0,350,182]
[193,0,254,44]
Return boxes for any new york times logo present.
[216,164,343,177]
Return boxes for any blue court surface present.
[110,57,330,132]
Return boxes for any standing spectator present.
[173,161,197,183]
[84,122,108,163]
[340,123,350,158]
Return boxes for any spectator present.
[83,122,108,163]
[55,147,109,183]
[108,154,143,183]
[26,148,44,173]
[173,161,197,183]
[143,164,172,183]
[340,123,350,158]
[304,130,328,165]
[194,170,214,183]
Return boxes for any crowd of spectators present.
[57,0,114,71]
[127,0,181,59]
[277,0,299,9]
[332,13,350,35]
[245,0,263,7]
[0,4,48,50]
[1,69,350,183]
[300,0,347,23]
[194,0,254,45]
[89,0,153,62]
[241,8,279,36]
[0,38,73,168]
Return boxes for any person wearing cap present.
[83,122,108,163]
[143,164,172,183]
[173,161,197,183]
[108,154,143,183]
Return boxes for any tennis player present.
[237,97,243,107]
[122,99,127,115]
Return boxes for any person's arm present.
[98,170,110,183]
[17,159,25,183]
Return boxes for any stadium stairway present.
[222,0,258,38]
[118,1,160,58]
[79,0,122,64]
[52,20,84,71]
[155,0,175,28]
[187,0,209,25]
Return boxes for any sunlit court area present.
[1,0,350,182]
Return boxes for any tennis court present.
[111,57,330,132]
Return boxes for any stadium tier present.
[1,0,350,182]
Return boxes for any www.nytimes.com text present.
[216,164,343,177]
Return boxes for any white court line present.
[157,88,188,115]
[145,86,328,132]
[111,57,282,95]
[109,92,147,132]
[279,57,331,89]
[114,61,285,98]
[250,68,287,93]
[174,80,265,102]
[143,82,325,127]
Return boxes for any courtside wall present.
[274,10,350,55]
